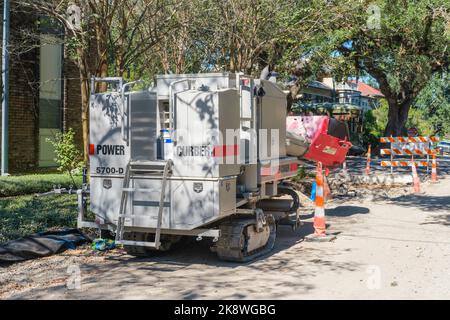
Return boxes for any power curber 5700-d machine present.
[78,73,306,262]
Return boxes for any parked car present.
[437,141,450,155]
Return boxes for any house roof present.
[308,80,332,90]
[349,80,384,98]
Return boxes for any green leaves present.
[324,0,450,135]
[414,72,450,138]
[46,128,85,186]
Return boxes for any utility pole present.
[1,0,10,176]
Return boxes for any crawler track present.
[215,217,277,262]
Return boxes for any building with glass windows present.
[0,13,83,172]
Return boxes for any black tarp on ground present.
[0,229,88,264]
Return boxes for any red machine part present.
[304,133,352,168]
[287,115,352,168]
[294,116,352,168]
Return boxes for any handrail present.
[121,80,145,144]
[90,77,123,95]
[168,79,194,133]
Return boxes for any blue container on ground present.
[310,181,317,202]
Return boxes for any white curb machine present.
[78,73,301,261]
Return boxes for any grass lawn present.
[0,173,85,244]
[0,194,79,244]
[0,174,83,197]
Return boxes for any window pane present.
[39,99,61,128]
[39,31,62,167]
[39,33,62,129]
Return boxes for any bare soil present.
[1,176,449,300]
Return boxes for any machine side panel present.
[89,92,129,175]
[92,177,235,231]
[171,180,217,229]
[173,89,241,178]
[218,90,241,177]
[129,91,159,161]
[90,176,127,224]
[219,177,237,215]
[259,80,287,159]
[172,90,218,177]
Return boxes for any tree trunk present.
[95,24,108,92]
[81,78,89,163]
[99,61,108,84]
[77,48,90,163]
[286,82,302,113]
[384,99,411,137]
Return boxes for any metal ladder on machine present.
[115,159,173,250]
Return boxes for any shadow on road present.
[326,206,370,217]
[387,194,450,227]
[389,194,450,212]
[8,203,375,299]
[421,214,450,226]
[18,218,362,300]
[12,226,359,300]
[301,205,370,220]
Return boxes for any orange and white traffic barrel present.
[431,152,438,183]
[313,162,326,237]
[365,144,372,175]
[411,162,421,193]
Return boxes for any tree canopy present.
[7,0,450,158]
[328,0,449,136]
[414,72,450,137]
